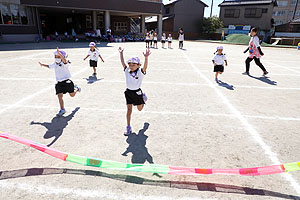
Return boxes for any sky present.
[162,0,223,17]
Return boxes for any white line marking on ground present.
[0,52,118,115]
[0,181,209,200]
[1,104,300,122]
[264,61,300,74]
[182,51,300,195]
[1,77,300,91]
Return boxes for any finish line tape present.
[1,132,299,176]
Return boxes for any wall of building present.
[220,4,275,30]
[163,18,174,32]
[173,0,205,32]
[272,0,300,25]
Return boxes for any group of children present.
[145,28,184,49]
[38,27,267,136]
[212,27,268,83]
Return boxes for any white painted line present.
[182,51,300,195]
[0,52,118,115]
[1,104,300,122]
[264,61,300,75]
[1,77,300,91]
[0,181,208,200]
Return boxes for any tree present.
[202,16,223,33]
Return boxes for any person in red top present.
[243,27,268,76]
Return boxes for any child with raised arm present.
[118,47,151,136]
[83,42,104,76]
[39,48,81,116]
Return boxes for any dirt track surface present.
[0,41,300,200]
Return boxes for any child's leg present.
[57,93,64,109]
[126,104,133,126]
[93,67,96,74]
[253,57,267,72]
[215,72,218,79]
[137,104,144,111]
[245,57,253,72]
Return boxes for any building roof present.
[164,0,208,7]
[219,0,277,7]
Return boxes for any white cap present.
[127,57,140,64]
[89,42,96,47]
[217,46,223,50]
[54,50,67,58]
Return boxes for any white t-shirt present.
[125,67,145,90]
[49,62,72,82]
[88,49,100,61]
[212,54,227,65]
[249,36,260,48]
[168,37,172,42]
[178,33,184,41]
[161,36,166,41]
[145,36,150,40]
[154,36,158,41]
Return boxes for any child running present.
[83,42,105,76]
[153,32,158,49]
[178,28,184,49]
[167,34,172,49]
[39,47,81,116]
[161,33,166,48]
[243,27,268,76]
[212,46,227,83]
[118,47,151,136]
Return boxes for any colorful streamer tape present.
[1,132,300,176]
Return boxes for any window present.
[262,8,268,13]
[97,15,103,29]
[291,1,297,6]
[277,1,288,7]
[245,8,262,18]
[0,3,33,25]
[296,10,300,16]
[114,22,127,31]
[289,10,294,16]
[224,9,239,18]
[86,15,92,28]
[273,10,286,16]
[165,7,170,14]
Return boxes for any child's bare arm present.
[99,55,104,62]
[118,47,127,69]
[212,60,216,66]
[225,60,228,66]
[142,49,151,74]
[83,55,89,60]
[57,47,67,64]
[39,62,49,68]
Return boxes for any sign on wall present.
[228,25,251,35]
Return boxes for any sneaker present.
[92,73,97,76]
[242,71,249,75]
[215,78,219,83]
[263,71,269,76]
[74,85,81,92]
[57,109,66,116]
[143,93,147,102]
[124,126,132,136]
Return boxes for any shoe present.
[93,73,97,76]
[74,85,81,92]
[57,109,66,116]
[124,126,132,136]
[215,78,219,83]
[242,72,249,75]
[143,93,147,102]
[263,71,269,76]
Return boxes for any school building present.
[0,0,163,42]
[218,0,278,31]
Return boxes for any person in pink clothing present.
[243,27,268,76]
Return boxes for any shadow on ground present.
[0,167,299,199]
[30,107,80,147]
[84,75,103,84]
[217,80,235,90]
[248,75,277,85]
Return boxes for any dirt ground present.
[0,41,300,200]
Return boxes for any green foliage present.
[202,16,223,33]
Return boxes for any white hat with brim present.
[89,42,96,47]
[217,46,224,50]
[127,57,140,64]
